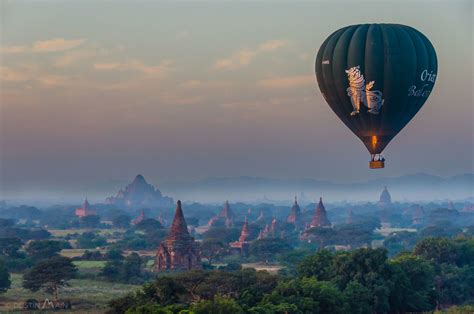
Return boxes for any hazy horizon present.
[1,1,473,201]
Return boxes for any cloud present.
[0,66,36,82]
[258,40,288,52]
[37,75,75,86]
[93,59,173,78]
[257,75,314,88]
[54,49,98,67]
[94,62,121,70]
[1,46,28,54]
[32,38,86,52]
[181,80,232,89]
[2,38,86,54]
[214,39,289,70]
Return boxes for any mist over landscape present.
[1,1,473,313]
[2,173,473,207]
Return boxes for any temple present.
[412,205,425,226]
[230,217,251,255]
[310,197,331,228]
[379,186,392,207]
[347,209,354,224]
[286,196,302,229]
[155,201,201,271]
[258,217,278,239]
[208,200,234,227]
[132,209,145,225]
[75,198,96,218]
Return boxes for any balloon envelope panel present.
[315,24,437,154]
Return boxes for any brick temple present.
[310,197,331,228]
[208,200,234,227]
[286,196,302,229]
[230,217,251,255]
[155,200,201,271]
[75,198,96,218]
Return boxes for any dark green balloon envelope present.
[315,24,437,160]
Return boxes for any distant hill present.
[160,173,474,203]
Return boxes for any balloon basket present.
[370,161,385,169]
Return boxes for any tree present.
[112,214,131,229]
[80,215,101,228]
[23,256,77,299]
[101,260,123,282]
[26,240,61,260]
[203,227,240,243]
[0,237,22,258]
[0,218,15,228]
[190,295,244,314]
[134,218,163,232]
[413,237,457,264]
[122,253,142,284]
[390,254,435,312]
[201,238,228,264]
[297,249,335,280]
[343,281,373,314]
[260,277,346,314]
[303,227,337,249]
[249,238,292,264]
[420,224,462,238]
[76,232,107,249]
[105,249,124,261]
[0,259,11,294]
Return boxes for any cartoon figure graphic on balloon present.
[345,66,384,116]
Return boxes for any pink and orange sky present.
[0,1,472,199]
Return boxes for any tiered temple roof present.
[132,209,145,225]
[412,205,425,225]
[286,196,302,228]
[347,209,354,224]
[379,186,392,207]
[230,217,251,254]
[75,198,96,218]
[208,200,234,227]
[156,201,201,271]
[310,197,331,228]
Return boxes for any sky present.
[0,0,473,201]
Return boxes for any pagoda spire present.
[238,217,250,243]
[310,197,331,228]
[83,197,90,209]
[287,195,302,227]
[167,200,190,240]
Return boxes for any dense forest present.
[109,237,474,314]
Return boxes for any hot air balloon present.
[315,24,437,169]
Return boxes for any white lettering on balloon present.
[408,69,436,97]
[420,69,436,83]
[408,84,431,97]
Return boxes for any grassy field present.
[242,263,282,274]
[48,229,126,237]
[60,249,106,258]
[73,260,107,269]
[0,273,140,313]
